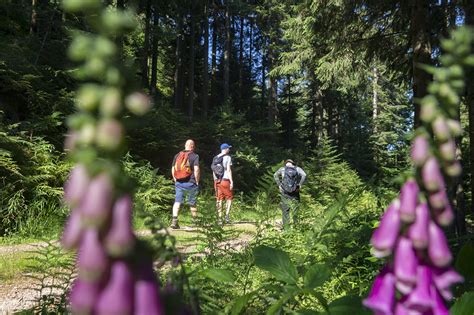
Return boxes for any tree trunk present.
[150,8,159,96]
[188,10,195,120]
[30,0,38,34]
[223,1,231,102]
[462,0,474,216]
[410,0,432,129]
[174,12,184,109]
[202,3,209,118]
[211,8,218,80]
[249,16,253,73]
[267,44,277,125]
[372,66,379,133]
[238,15,245,106]
[261,42,266,110]
[141,0,152,89]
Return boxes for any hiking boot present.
[170,217,180,229]
[225,215,230,224]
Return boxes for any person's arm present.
[171,166,176,182]
[297,167,307,187]
[274,168,283,187]
[194,165,200,185]
[227,162,233,189]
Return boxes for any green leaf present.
[450,292,474,315]
[230,292,256,315]
[201,268,235,283]
[304,263,330,289]
[455,244,474,281]
[266,289,300,315]
[327,296,371,315]
[253,245,298,284]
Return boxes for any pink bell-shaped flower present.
[434,203,454,227]
[362,268,396,314]
[399,179,419,223]
[64,164,90,207]
[95,261,134,315]
[429,189,448,210]
[433,267,463,300]
[370,200,401,257]
[405,265,433,312]
[78,229,109,282]
[394,237,418,290]
[422,158,445,192]
[104,195,135,257]
[431,285,449,315]
[81,173,113,228]
[432,117,451,143]
[69,278,101,315]
[411,135,430,166]
[134,260,165,315]
[408,202,430,249]
[61,208,84,250]
[428,222,452,268]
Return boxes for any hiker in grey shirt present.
[274,159,306,228]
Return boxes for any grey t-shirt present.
[222,155,232,180]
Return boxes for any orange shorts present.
[215,179,233,201]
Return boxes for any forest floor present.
[0,222,257,314]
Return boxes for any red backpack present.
[174,151,193,180]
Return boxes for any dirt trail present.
[0,223,256,314]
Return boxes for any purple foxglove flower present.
[432,117,451,143]
[81,173,113,228]
[420,96,439,123]
[428,222,452,268]
[394,237,418,287]
[104,195,135,257]
[433,268,463,300]
[444,160,461,177]
[405,265,433,312]
[422,158,445,192]
[95,261,134,315]
[61,208,84,250]
[431,285,449,315]
[78,229,109,282]
[134,260,165,315]
[411,135,430,166]
[370,200,401,257]
[363,268,396,314]
[434,204,454,227]
[125,92,152,116]
[394,302,409,315]
[408,203,430,249]
[64,164,90,207]
[69,278,101,315]
[429,189,448,210]
[439,140,456,162]
[399,179,419,223]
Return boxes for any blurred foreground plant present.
[364,27,474,314]
[59,1,166,314]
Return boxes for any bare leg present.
[190,206,197,218]
[225,200,232,221]
[217,200,223,221]
[172,202,181,217]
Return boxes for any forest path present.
[0,222,257,314]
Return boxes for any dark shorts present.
[215,179,233,201]
[175,182,199,206]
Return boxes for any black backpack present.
[281,166,299,193]
[211,154,227,180]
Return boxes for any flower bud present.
[64,164,90,207]
[78,123,96,146]
[428,222,452,268]
[84,57,107,79]
[362,268,396,314]
[101,10,136,35]
[399,179,419,223]
[434,204,454,227]
[76,84,103,112]
[62,0,101,13]
[69,278,101,315]
[125,92,152,116]
[64,132,79,152]
[411,135,429,166]
[432,117,451,143]
[95,261,134,315]
[405,265,433,312]
[420,96,439,123]
[134,261,164,315]
[68,35,93,62]
[95,119,124,151]
[429,189,448,210]
[446,119,462,137]
[100,88,122,117]
[408,202,430,249]
[104,195,135,257]
[78,229,109,281]
[94,37,117,59]
[394,237,418,288]
[444,160,461,177]
[422,158,445,192]
[439,139,456,162]
[370,200,401,257]
[81,174,113,228]
[61,209,84,251]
